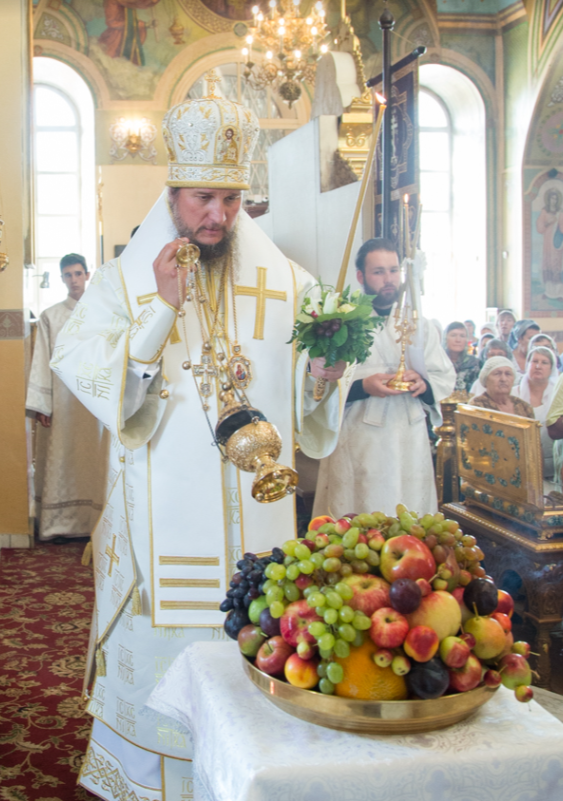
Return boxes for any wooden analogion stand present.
[435,402,563,691]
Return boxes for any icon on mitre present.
[216,126,240,164]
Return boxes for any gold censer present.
[216,387,298,503]
[174,243,298,503]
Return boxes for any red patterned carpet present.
[0,542,98,801]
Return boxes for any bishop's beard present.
[170,197,236,268]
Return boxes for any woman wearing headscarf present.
[471,357,534,418]
[509,319,541,374]
[477,333,494,362]
[443,321,480,393]
[496,309,516,343]
[528,332,563,373]
[512,346,558,479]
[470,339,516,396]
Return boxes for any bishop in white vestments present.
[26,254,108,540]
[314,238,456,519]
[52,80,349,800]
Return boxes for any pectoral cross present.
[235,267,287,340]
[105,534,120,577]
[193,354,218,397]
[137,293,181,344]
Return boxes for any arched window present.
[29,58,95,316]
[418,65,486,325]
[187,63,305,208]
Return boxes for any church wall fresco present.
[523,57,563,318]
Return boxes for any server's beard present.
[170,199,236,267]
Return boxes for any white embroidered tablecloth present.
[147,641,563,801]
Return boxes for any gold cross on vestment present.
[137,293,181,344]
[234,267,287,340]
[193,354,218,397]
[105,534,120,577]
[204,69,221,98]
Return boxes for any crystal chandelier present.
[241,0,330,108]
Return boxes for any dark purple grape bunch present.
[314,318,342,338]
[222,548,285,640]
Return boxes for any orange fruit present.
[334,639,408,701]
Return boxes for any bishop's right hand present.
[153,237,191,310]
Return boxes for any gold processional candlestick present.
[387,304,418,391]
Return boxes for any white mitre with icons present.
[162,69,261,190]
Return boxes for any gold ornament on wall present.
[109,118,158,164]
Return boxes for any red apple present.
[280,600,323,647]
[498,653,532,689]
[392,654,411,675]
[334,517,352,534]
[496,590,514,618]
[406,591,462,641]
[512,641,531,658]
[255,636,294,676]
[343,574,390,617]
[308,515,334,532]
[284,653,319,688]
[439,635,470,669]
[373,648,393,668]
[416,578,433,597]
[238,624,267,657]
[448,653,482,692]
[404,625,439,662]
[367,529,385,550]
[369,607,409,648]
[464,616,506,660]
[492,612,512,633]
[460,632,476,649]
[484,669,502,688]
[515,685,533,703]
[380,535,436,583]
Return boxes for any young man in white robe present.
[51,80,349,800]
[314,238,456,519]
[26,254,108,541]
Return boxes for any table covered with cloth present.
[147,641,563,801]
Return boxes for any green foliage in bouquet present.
[289,283,384,367]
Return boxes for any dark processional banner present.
[373,60,419,259]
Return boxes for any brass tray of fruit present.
[221,508,534,734]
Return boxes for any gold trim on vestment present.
[116,334,130,447]
[96,471,138,647]
[159,578,220,588]
[81,715,194,761]
[158,556,220,566]
[160,600,221,611]
[117,258,134,320]
[149,441,156,628]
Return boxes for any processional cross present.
[235,267,287,340]
[105,534,120,577]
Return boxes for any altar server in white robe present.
[51,78,349,801]
[314,238,456,519]
[26,254,107,541]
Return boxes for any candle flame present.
[375,92,386,105]
[404,194,409,204]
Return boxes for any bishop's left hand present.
[309,357,346,382]
[403,369,427,398]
